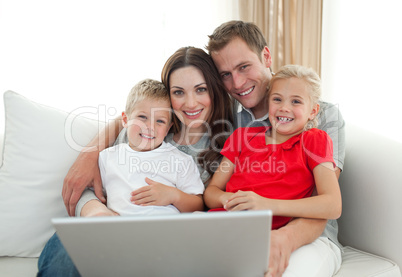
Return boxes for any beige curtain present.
[239,0,323,75]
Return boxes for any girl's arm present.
[130,178,204,213]
[203,157,236,209]
[224,162,342,220]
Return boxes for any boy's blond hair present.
[125,79,170,115]
[268,65,321,130]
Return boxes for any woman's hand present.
[130,178,178,206]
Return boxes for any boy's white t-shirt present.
[99,142,205,216]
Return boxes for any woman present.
[37,47,233,276]
[162,46,233,184]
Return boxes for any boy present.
[99,79,204,216]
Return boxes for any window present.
[322,0,402,143]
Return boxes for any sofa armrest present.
[338,123,402,269]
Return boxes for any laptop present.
[53,210,272,277]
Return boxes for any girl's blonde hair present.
[268,65,321,130]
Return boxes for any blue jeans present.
[37,233,81,277]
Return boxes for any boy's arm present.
[171,191,204,213]
[80,199,119,217]
[62,115,123,216]
[130,177,204,212]
[203,157,235,209]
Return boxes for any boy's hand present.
[130,178,177,206]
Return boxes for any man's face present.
[211,37,273,118]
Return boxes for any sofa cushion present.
[0,257,38,277]
[0,91,103,257]
[334,247,401,277]
[0,246,400,277]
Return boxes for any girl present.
[204,64,342,230]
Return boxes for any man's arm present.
[317,101,345,172]
[62,116,123,216]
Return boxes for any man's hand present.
[62,150,105,216]
[264,229,292,277]
[264,218,327,277]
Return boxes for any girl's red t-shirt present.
[220,127,334,229]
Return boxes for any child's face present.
[268,77,318,138]
[122,98,172,152]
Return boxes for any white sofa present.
[0,91,401,276]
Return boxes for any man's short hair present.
[207,20,268,60]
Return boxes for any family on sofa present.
[36,20,345,277]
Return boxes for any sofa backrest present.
[338,123,402,268]
[0,130,3,165]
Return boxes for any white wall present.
[5,0,400,143]
[322,0,402,143]
[0,0,239,129]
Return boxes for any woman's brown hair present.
[161,46,234,180]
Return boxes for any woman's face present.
[169,66,212,132]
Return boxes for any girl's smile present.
[268,77,319,142]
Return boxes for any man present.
[62,21,345,277]
[206,21,345,277]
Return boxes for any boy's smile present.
[123,98,172,152]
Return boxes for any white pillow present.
[0,91,104,257]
